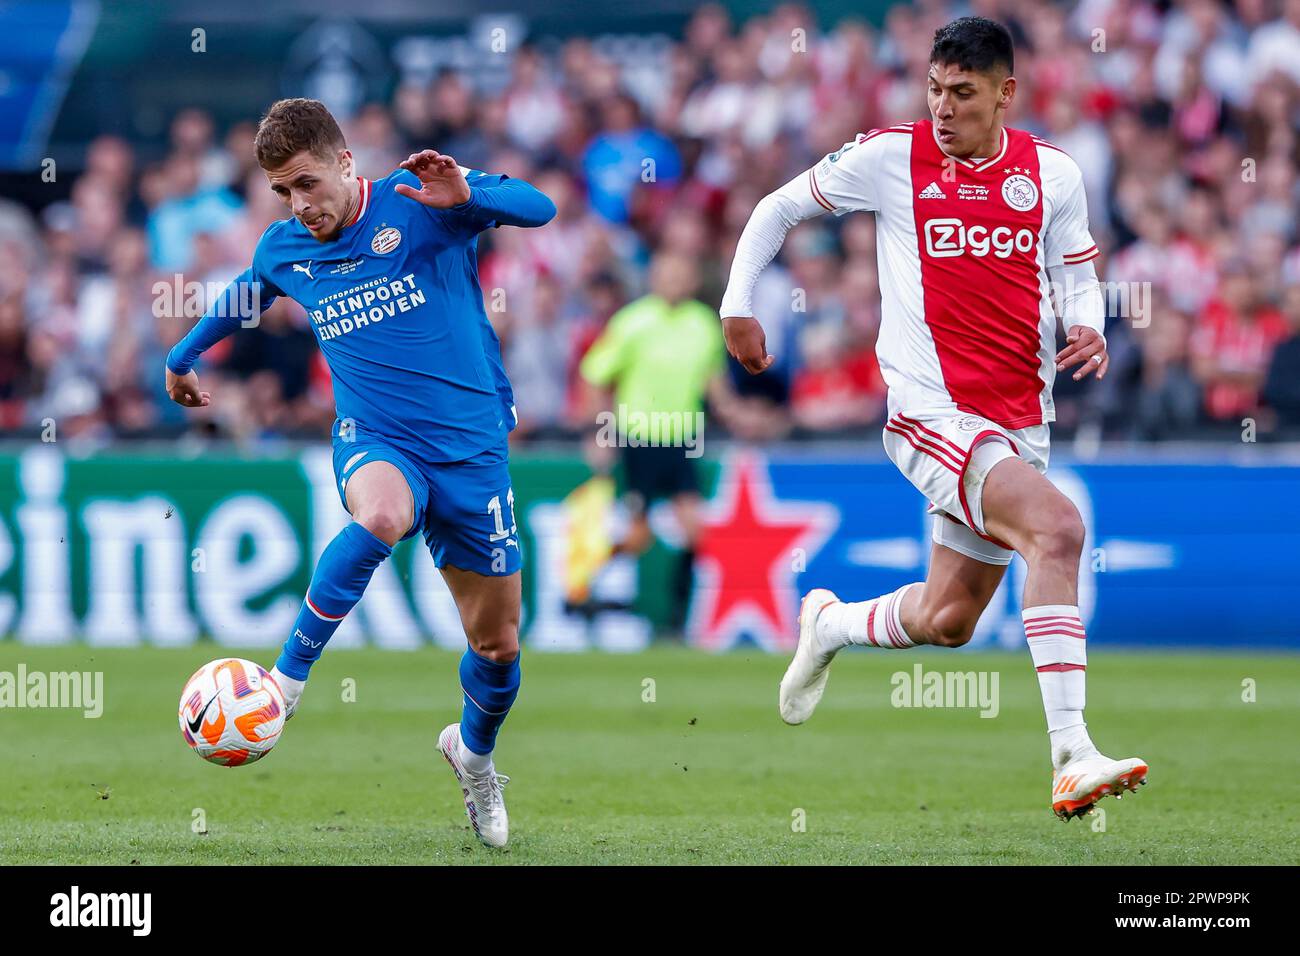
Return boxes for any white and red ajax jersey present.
[809,120,1099,429]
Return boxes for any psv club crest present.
[371,226,402,254]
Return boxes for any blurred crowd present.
[1,0,1299,448]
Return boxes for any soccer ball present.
[178,658,285,766]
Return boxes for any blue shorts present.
[331,421,523,576]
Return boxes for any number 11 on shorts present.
[487,489,517,542]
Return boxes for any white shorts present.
[882,407,1050,566]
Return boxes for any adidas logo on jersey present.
[918,182,946,200]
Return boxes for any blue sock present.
[275,523,393,680]
[459,647,520,755]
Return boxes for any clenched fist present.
[166,368,210,407]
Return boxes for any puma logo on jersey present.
[293,262,315,280]
[917,181,946,200]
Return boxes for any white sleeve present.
[718,171,830,318]
[1046,259,1106,340]
[808,133,883,214]
[1043,154,1099,269]
[720,134,882,318]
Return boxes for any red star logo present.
[690,454,837,651]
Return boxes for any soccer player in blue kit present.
[165,98,555,847]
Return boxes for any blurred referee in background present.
[580,249,726,634]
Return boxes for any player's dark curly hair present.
[930,16,1015,76]
[253,98,347,169]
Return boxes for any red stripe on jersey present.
[971,129,1009,171]
[1062,246,1099,264]
[862,125,913,144]
[808,169,835,211]
[346,178,371,226]
[909,121,1049,430]
[1032,137,1071,157]
[949,128,1009,171]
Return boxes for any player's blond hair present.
[253,98,346,169]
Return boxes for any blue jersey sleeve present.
[445,170,556,237]
[165,228,284,374]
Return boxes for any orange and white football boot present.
[1052,754,1149,820]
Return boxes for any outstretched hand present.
[394,150,471,209]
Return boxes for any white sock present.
[1049,724,1098,770]
[269,666,305,710]
[815,584,919,651]
[458,737,493,775]
[1022,604,1099,768]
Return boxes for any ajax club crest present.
[1001,174,1039,212]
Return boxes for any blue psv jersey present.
[168,168,555,463]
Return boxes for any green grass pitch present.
[1,643,1296,865]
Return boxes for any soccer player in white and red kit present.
[720,17,1148,820]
